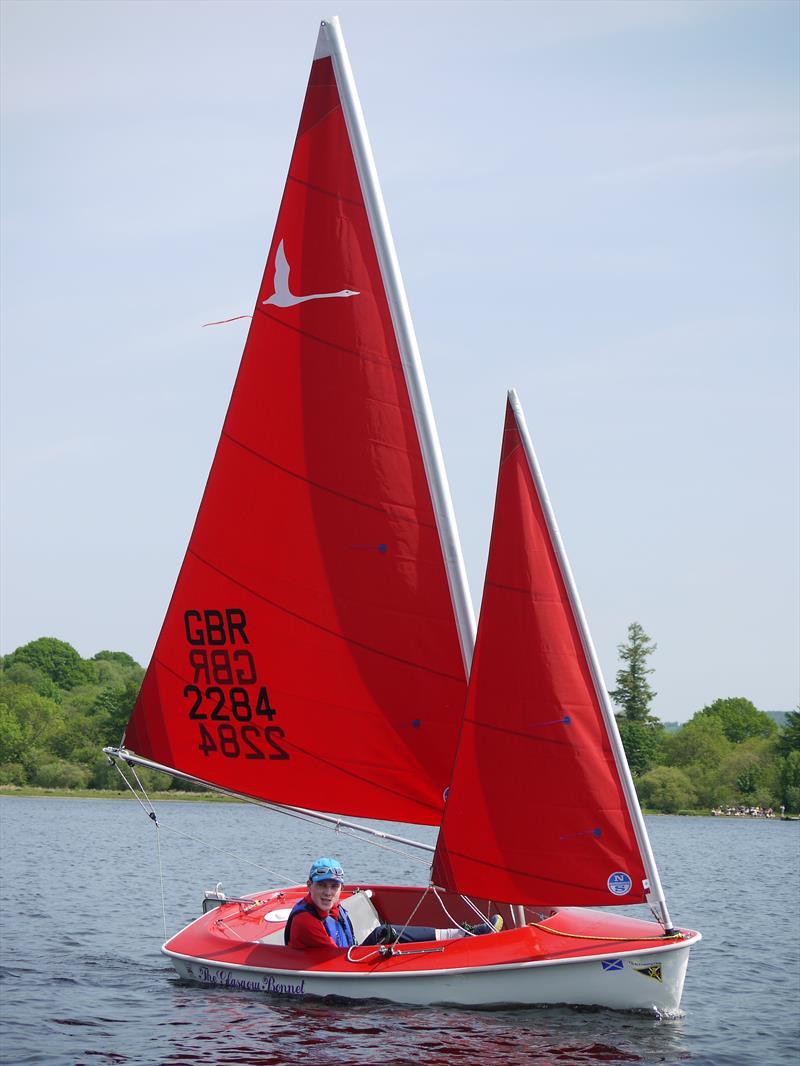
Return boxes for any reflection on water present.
[0,798,797,1066]
[155,987,688,1066]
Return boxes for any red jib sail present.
[432,397,649,905]
[123,30,467,825]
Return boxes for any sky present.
[1,0,798,723]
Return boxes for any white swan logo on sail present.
[262,239,359,307]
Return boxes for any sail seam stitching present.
[253,304,400,369]
[187,547,465,683]
[486,579,567,600]
[222,431,437,531]
[437,849,639,895]
[296,97,339,140]
[287,173,363,208]
[460,717,579,746]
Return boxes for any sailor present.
[283,858,356,948]
[284,857,502,949]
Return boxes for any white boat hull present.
[165,936,694,1013]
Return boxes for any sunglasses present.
[311,866,343,881]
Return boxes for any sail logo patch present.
[263,239,359,308]
[607,871,633,896]
[601,959,623,972]
[634,964,663,983]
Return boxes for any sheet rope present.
[527,920,686,942]
[431,884,494,934]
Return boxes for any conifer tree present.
[610,622,657,722]
[778,709,800,756]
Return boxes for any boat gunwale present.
[162,929,700,981]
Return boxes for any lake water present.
[0,797,797,1066]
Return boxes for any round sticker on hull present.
[607,871,633,896]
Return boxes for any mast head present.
[315,16,341,59]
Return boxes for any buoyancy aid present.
[284,897,356,948]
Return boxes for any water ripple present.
[1,799,798,1066]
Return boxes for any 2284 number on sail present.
[197,723,289,760]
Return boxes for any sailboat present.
[105,17,700,1011]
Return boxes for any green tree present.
[47,710,97,763]
[660,717,734,808]
[711,737,779,808]
[89,679,140,747]
[609,622,657,722]
[0,704,26,763]
[0,761,26,786]
[695,697,777,744]
[0,638,147,791]
[93,650,138,668]
[30,756,90,789]
[684,762,732,809]
[616,718,664,776]
[0,660,61,701]
[635,766,697,813]
[778,709,800,757]
[0,682,62,751]
[3,638,92,690]
[779,751,800,812]
[662,715,732,768]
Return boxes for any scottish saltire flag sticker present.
[601,959,624,972]
[607,871,633,896]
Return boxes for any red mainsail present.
[432,398,649,905]
[123,33,467,825]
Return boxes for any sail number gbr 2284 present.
[182,609,289,761]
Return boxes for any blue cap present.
[308,857,344,884]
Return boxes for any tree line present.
[0,633,798,812]
[0,637,178,793]
[610,622,800,814]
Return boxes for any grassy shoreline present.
[0,787,720,815]
[3,788,795,818]
[0,785,238,802]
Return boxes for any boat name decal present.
[607,871,632,896]
[196,965,306,995]
[182,609,290,762]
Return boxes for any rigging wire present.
[110,757,517,957]
[112,758,299,884]
[152,821,300,884]
[253,800,433,869]
[109,754,432,905]
[432,885,490,934]
[388,883,432,945]
[104,747,435,856]
[112,759,167,939]
[153,821,168,941]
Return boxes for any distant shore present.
[3,787,797,818]
[0,785,237,802]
